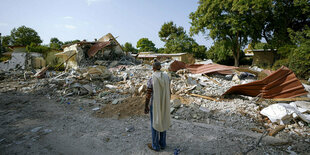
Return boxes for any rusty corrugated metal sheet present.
[169,60,186,72]
[87,41,111,57]
[223,66,308,99]
[186,63,238,74]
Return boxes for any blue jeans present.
[150,104,166,151]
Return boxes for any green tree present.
[1,35,12,47]
[159,21,207,59]
[123,42,137,53]
[63,39,81,45]
[26,43,51,54]
[136,38,157,52]
[0,35,12,54]
[159,21,186,42]
[287,27,310,79]
[190,0,271,66]
[206,40,234,65]
[262,0,310,47]
[49,37,63,50]
[10,25,42,46]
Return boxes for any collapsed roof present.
[223,66,308,99]
[55,33,125,69]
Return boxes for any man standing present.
[145,60,171,152]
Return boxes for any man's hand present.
[144,104,150,114]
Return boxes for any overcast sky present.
[0,0,213,48]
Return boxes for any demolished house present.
[0,46,46,71]
[55,33,133,70]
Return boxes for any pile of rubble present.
[1,56,310,142]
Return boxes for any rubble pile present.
[1,57,310,143]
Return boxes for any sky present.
[0,0,213,49]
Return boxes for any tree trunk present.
[233,54,239,67]
[233,32,240,67]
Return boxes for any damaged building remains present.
[1,33,310,154]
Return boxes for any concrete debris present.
[260,102,310,125]
[0,48,46,71]
[92,107,100,111]
[125,126,135,132]
[138,85,146,95]
[31,127,42,133]
[112,98,125,105]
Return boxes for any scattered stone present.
[170,107,176,114]
[138,85,146,95]
[92,107,100,111]
[31,127,42,133]
[43,129,52,134]
[125,126,135,132]
[112,98,124,105]
[199,107,210,113]
[106,84,117,89]
[0,138,5,143]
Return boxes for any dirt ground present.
[1,86,309,155]
[95,96,145,119]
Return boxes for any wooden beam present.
[271,97,310,102]
[190,94,219,102]
[268,125,285,136]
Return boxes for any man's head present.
[152,59,161,71]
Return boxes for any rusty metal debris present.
[87,41,111,57]
[223,66,308,99]
[169,60,237,75]
[169,60,186,72]
[186,63,238,75]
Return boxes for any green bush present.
[272,27,310,79]
[206,40,234,65]
[273,59,289,69]
[288,47,310,79]
[0,56,11,62]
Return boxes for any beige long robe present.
[152,71,171,132]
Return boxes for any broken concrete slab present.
[260,103,310,125]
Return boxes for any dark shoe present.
[147,143,159,152]
[160,146,165,150]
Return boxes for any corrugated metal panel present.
[87,41,111,57]
[223,66,308,99]
[169,60,186,72]
[137,55,157,58]
[186,64,238,74]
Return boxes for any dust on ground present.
[95,96,145,119]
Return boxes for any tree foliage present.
[123,42,137,53]
[10,25,42,46]
[63,40,80,45]
[26,43,51,54]
[49,37,63,50]
[190,0,309,66]
[136,38,157,52]
[190,0,271,66]
[262,0,310,47]
[282,27,310,79]
[159,21,207,59]
[206,40,234,65]
[1,35,12,47]
[159,21,186,42]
